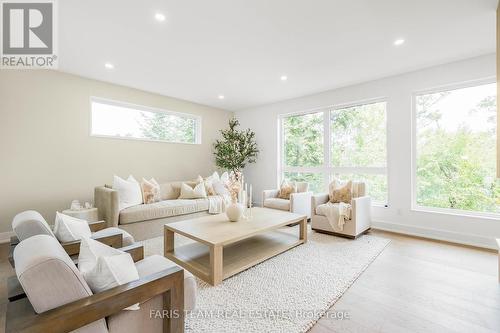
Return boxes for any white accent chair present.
[262,182,313,218]
[8,234,196,332]
[12,210,135,247]
[311,181,371,238]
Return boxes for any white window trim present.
[89,96,202,145]
[278,98,389,205]
[410,77,498,218]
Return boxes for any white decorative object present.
[70,200,81,210]
[226,202,244,222]
[54,212,92,243]
[78,238,140,310]
[112,175,143,210]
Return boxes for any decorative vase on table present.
[226,200,244,222]
[225,171,245,222]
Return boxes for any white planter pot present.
[226,202,244,222]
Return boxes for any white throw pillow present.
[78,238,140,310]
[208,171,220,181]
[53,212,92,243]
[220,171,229,182]
[178,182,207,199]
[212,171,230,195]
[113,175,143,210]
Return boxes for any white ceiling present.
[58,0,498,111]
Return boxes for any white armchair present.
[262,182,313,218]
[311,181,371,238]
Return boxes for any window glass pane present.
[415,83,498,213]
[331,102,386,167]
[333,173,387,204]
[283,112,324,167]
[284,172,325,193]
[91,99,199,144]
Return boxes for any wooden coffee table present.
[164,207,307,285]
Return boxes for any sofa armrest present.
[6,266,185,333]
[94,186,119,228]
[88,220,106,233]
[352,196,372,233]
[120,243,144,262]
[311,193,329,216]
[262,189,279,206]
[290,191,313,218]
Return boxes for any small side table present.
[61,208,98,222]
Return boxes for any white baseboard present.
[0,231,14,244]
[372,220,497,250]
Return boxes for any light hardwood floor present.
[311,230,500,333]
[0,230,498,333]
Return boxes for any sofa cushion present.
[119,199,209,225]
[263,198,290,211]
[134,254,196,311]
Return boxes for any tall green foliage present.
[213,118,259,174]
[140,112,196,143]
[283,112,324,167]
[416,90,499,213]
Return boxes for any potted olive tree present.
[213,118,259,220]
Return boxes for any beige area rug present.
[141,227,390,333]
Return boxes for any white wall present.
[0,70,232,237]
[235,54,500,249]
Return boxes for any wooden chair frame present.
[6,265,185,333]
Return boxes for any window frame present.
[278,97,389,206]
[89,96,202,145]
[411,77,498,218]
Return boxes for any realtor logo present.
[1,0,58,68]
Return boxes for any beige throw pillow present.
[278,180,297,200]
[178,182,207,199]
[141,178,161,204]
[329,180,352,203]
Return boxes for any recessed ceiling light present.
[393,38,405,46]
[155,13,166,22]
[218,95,225,100]
[104,62,114,69]
[280,75,288,81]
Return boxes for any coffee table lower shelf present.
[165,229,305,285]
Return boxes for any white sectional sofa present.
[95,180,212,240]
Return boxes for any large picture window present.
[414,82,498,215]
[91,97,201,144]
[280,101,388,204]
